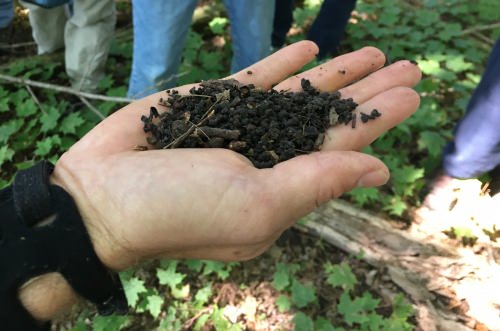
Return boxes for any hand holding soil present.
[52,41,421,271]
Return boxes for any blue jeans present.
[128,0,275,99]
[443,38,500,178]
[0,0,13,28]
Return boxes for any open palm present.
[51,41,421,270]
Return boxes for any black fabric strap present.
[0,161,128,331]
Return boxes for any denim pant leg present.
[307,0,357,58]
[65,0,116,92]
[443,38,500,178]
[223,0,275,73]
[0,0,14,28]
[127,0,197,99]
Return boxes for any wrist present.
[49,157,133,271]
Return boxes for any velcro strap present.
[0,161,128,331]
[13,161,54,226]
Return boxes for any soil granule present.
[141,79,380,168]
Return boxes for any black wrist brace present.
[0,161,127,331]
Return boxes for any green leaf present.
[121,276,147,307]
[209,17,229,35]
[146,294,164,318]
[446,55,473,72]
[194,283,213,306]
[391,165,425,196]
[185,259,204,272]
[199,51,225,73]
[314,317,339,331]
[157,261,186,289]
[293,311,314,331]
[418,59,440,75]
[194,313,211,331]
[438,23,461,41]
[382,195,407,217]
[272,263,291,291]
[92,314,128,331]
[291,279,316,308]
[98,75,114,90]
[347,187,379,206]
[417,131,446,157]
[40,106,61,132]
[0,146,14,168]
[202,260,235,280]
[60,112,85,135]
[337,292,380,326]
[276,295,291,312]
[0,119,24,144]
[0,98,9,112]
[34,135,61,157]
[17,99,38,117]
[391,293,414,320]
[325,262,357,291]
[15,160,35,171]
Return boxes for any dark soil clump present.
[141,79,377,168]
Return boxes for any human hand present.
[51,41,421,270]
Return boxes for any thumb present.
[262,151,389,221]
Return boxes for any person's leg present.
[127,0,197,98]
[271,0,294,49]
[0,0,14,29]
[307,0,357,58]
[443,38,500,179]
[224,0,275,73]
[19,0,66,54]
[64,0,116,92]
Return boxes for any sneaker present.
[422,173,483,212]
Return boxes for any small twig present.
[461,22,500,36]
[195,126,240,140]
[471,31,495,46]
[182,306,213,330]
[24,84,46,115]
[0,73,133,103]
[79,97,105,120]
[0,41,37,50]
[178,94,213,100]
[163,99,220,149]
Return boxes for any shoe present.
[422,173,483,212]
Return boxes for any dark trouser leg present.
[307,0,357,58]
[271,0,294,48]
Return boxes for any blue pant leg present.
[223,0,275,73]
[307,0,357,58]
[272,0,294,48]
[0,0,13,28]
[443,38,500,178]
[127,0,197,98]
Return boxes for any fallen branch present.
[0,73,133,103]
[461,22,500,36]
[0,41,37,50]
[295,200,500,331]
[78,97,105,120]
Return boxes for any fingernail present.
[357,169,390,188]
